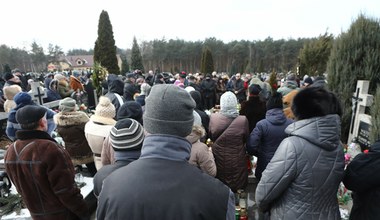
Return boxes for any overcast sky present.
[1,0,379,52]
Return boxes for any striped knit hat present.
[110,118,144,151]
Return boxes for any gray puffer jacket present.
[255,114,344,220]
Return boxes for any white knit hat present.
[54,73,66,81]
[220,91,239,117]
[193,111,202,126]
[140,83,151,96]
[90,96,116,125]
[220,91,237,112]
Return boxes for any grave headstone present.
[357,121,371,149]
[29,82,47,105]
[348,80,373,149]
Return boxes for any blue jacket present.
[44,79,62,103]
[247,108,292,180]
[6,103,56,141]
[97,134,235,220]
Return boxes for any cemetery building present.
[47,55,122,73]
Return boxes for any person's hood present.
[54,111,89,126]
[266,108,288,125]
[107,74,124,95]
[286,80,298,89]
[285,114,341,151]
[186,125,205,144]
[44,77,53,89]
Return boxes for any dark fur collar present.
[16,130,56,142]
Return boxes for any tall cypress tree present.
[120,54,130,74]
[201,47,214,74]
[370,86,380,144]
[3,64,11,74]
[327,14,380,142]
[131,37,144,72]
[94,10,120,74]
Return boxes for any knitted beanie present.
[110,118,144,151]
[193,111,202,126]
[54,73,66,81]
[59,97,77,113]
[90,96,116,125]
[220,91,238,112]
[117,101,143,123]
[143,84,195,137]
[4,73,14,81]
[304,77,313,85]
[14,92,33,105]
[184,86,195,93]
[140,83,151,96]
[266,92,283,110]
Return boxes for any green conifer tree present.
[120,54,130,74]
[370,86,380,144]
[299,32,333,77]
[200,47,214,74]
[327,14,380,142]
[94,10,120,74]
[3,64,11,74]
[131,37,144,72]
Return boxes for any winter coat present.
[215,81,226,104]
[343,140,380,220]
[209,113,249,192]
[94,160,133,197]
[239,95,267,133]
[44,79,62,103]
[135,94,146,107]
[57,80,74,98]
[188,81,201,92]
[277,80,299,96]
[256,114,345,220]
[187,125,216,177]
[54,111,94,165]
[200,78,216,99]
[200,78,217,110]
[4,130,89,220]
[105,74,125,113]
[84,79,96,109]
[97,135,235,220]
[190,91,210,140]
[123,80,137,101]
[101,135,115,166]
[232,78,246,102]
[247,108,293,180]
[84,116,115,170]
[6,104,56,141]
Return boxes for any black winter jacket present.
[343,140,380,220]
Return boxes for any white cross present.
[29,82,47,105]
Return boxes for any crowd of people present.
[1,68,379,220]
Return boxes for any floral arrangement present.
[338,141,369,210]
